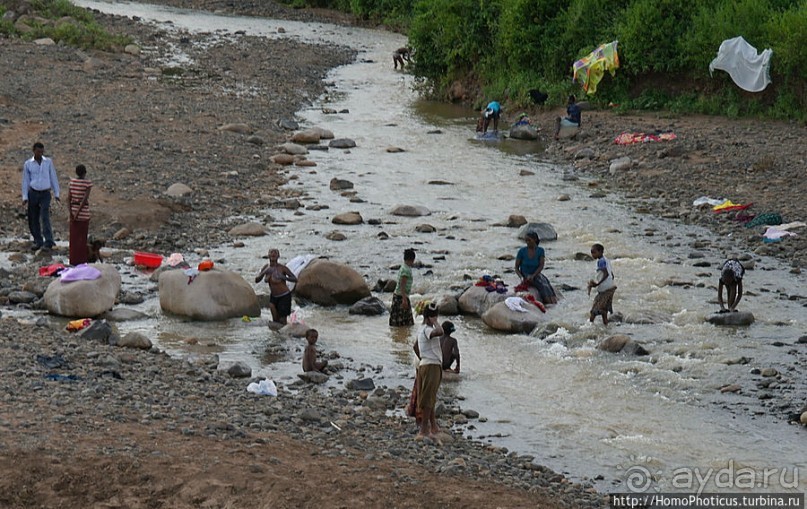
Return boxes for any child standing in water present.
[587,243,616,325]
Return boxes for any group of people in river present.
[474,95,582,140]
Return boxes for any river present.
[65,0,807,494]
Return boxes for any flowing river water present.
[51,1,807,493]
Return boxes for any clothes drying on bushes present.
[709,36,772,92]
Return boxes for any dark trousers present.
[27,188,53,248]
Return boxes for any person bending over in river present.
[302,329,328,373]
[515,232,558,305]
[255,248,298,325]
[440,321,460,374]
[393,47,411,69]
[718,259,744,313]
[587,243,616,325]
[390,248,416,327]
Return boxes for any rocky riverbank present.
[0,1,805,507]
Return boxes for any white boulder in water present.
[159,268,260,321]
[44,264,121,318]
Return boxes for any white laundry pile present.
[709,36,772,92]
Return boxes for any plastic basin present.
[134,251,163,268]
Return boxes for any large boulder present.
[482,301,545,333]
[349,296,387,315]
[159,268,260,321]
[294,259,371,306]
[436,294,460,316]
[517,223,558,242]
[509,125,540,140]
[44,264,121,318]
[706,311,755,326]
[458,286,508,316]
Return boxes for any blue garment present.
[565,103,581,125]
[22,156,60,201]
[486,101,501,115]
[517,246,545,276]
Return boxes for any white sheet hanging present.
[709,36,772,92]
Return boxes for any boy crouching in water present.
[302,328,328,373]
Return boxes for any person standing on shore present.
[415,302,443,442]
[21,142,60,251]
[389,248,416,327]
[255,248,298,325]
[718,259,744,312]
[67,164,92,265]
[587,243,616,325]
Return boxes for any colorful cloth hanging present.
[573,41,620,95]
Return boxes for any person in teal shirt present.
[390,248,416,326]
[481,101,501,133]
[515,232,558,305]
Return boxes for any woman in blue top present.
[515,232,558,305]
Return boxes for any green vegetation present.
[280,0,807,121]
[0,0,131,51]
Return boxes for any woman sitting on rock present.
[515,232,558,305]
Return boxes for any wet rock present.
[349,297,387,316]
[118,332,152,350]
[228,222,267,236]
[325,231,347,241]
[706,311,755,326]
[347,378,375,391]
[278,118,299,130]
[295,259,371,306]
[102,308,147,321]
[332,211,362,225]
[597,335,650,356]
[415,224,436,233]
[558,194,570,201]
[574,148,595,160]
[270,153,295,165]
[311,127,334,139]
[246,135,265,146]
[159,268,260,321]
[298,371,329,384]
[165,183,192,197]
[801,412,807,425]
[113,227,130,240]
[225,361,252,378]
[8,291,37,304]
[278,142,308,155]
[798,336,807,344]
[80,319,119,346]
[44,264,121,318]
[291,129,321,143]
[482,301,546,333]
[386,146,405,153]
[329,178,354,191]
[458,286,508,316]
[390,204,430,217]
[507,215,527,227]
[509,125,539,140]
[436,294,460,316]
[719,384,741,393]
[517,223,558,242]
[760,368,778,377]
[329,138,356,149]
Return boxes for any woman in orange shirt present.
[67,164,92,265]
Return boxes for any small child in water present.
[302,328,328,373]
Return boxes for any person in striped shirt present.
[67,164,92,265]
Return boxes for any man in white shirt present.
[21,142,60,250]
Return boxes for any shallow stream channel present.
[28,0,807,494]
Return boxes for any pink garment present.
[60,264,102,282]
[763,227,797,240]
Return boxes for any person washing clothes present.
[481,101,501,134]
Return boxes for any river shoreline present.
[0,2,804,507]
